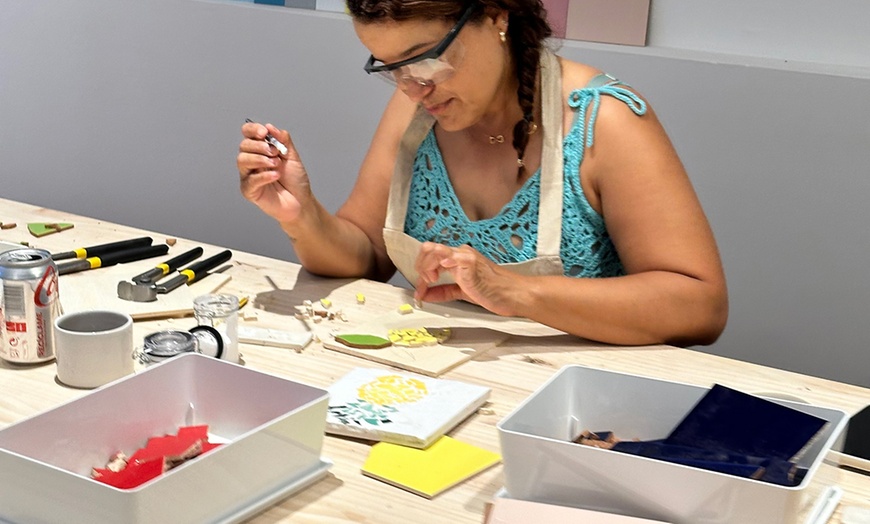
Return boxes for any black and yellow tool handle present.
[131,247,204,284]
[50,236,153,261]
[179,250,233,284]
[56,244,170,275]
[156,250,232,293]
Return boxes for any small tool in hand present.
[50,237,153,261]
[245,118,288,155]
[56,244,170,276]
[117,250,232,302]
[128,247,204,284]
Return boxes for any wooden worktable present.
[2,197,869,523]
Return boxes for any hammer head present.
[117,280,158,302]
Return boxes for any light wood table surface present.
[2,197,870,523]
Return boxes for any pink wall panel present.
[541,0,570,39]
[565,0,650,46]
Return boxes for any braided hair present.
[346,0,553,177]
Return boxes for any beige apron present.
[383,49,565,286]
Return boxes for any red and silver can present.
[0,248,60,363]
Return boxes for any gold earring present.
[499,30,506,43]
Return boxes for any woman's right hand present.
[237,121,312,224]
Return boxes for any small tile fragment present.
[398,303,414,315]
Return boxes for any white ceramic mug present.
[54,310,134,389]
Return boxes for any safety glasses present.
[364,1,479,97]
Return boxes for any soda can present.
[0,248,60,363]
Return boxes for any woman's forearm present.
[513,272,728,347]
[279,199,379,279]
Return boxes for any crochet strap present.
[568,82,647,149]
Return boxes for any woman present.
[237,0,728,346]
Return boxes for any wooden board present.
[310,280,525,376]
[322,327,508,377]
[60,262,232,320]
[232,272,555,376]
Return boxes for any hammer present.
[117,250,232,302]
[128,247,204,284]
[56,244,169,275]
[51,236,153,261]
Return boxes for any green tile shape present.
[335,334,392,350]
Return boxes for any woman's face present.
[354,12,510,132]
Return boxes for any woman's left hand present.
[413,243,522,317]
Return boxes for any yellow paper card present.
[361,436,501,498]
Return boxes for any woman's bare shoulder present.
[555,55,603,94]
[358,89,420,180]
[555,54,650,125]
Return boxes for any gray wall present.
[647,0,870,69]
[2,0,869,387]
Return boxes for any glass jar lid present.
[143,330,198,357]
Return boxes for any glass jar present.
[193,294,239,363]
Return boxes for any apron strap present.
[535,48,564,257]
[385,106,435,231]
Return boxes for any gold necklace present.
[487,122,537,145]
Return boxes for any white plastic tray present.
[0,353,331,523]
[497,365,848,524]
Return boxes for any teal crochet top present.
[404,77,647,278]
